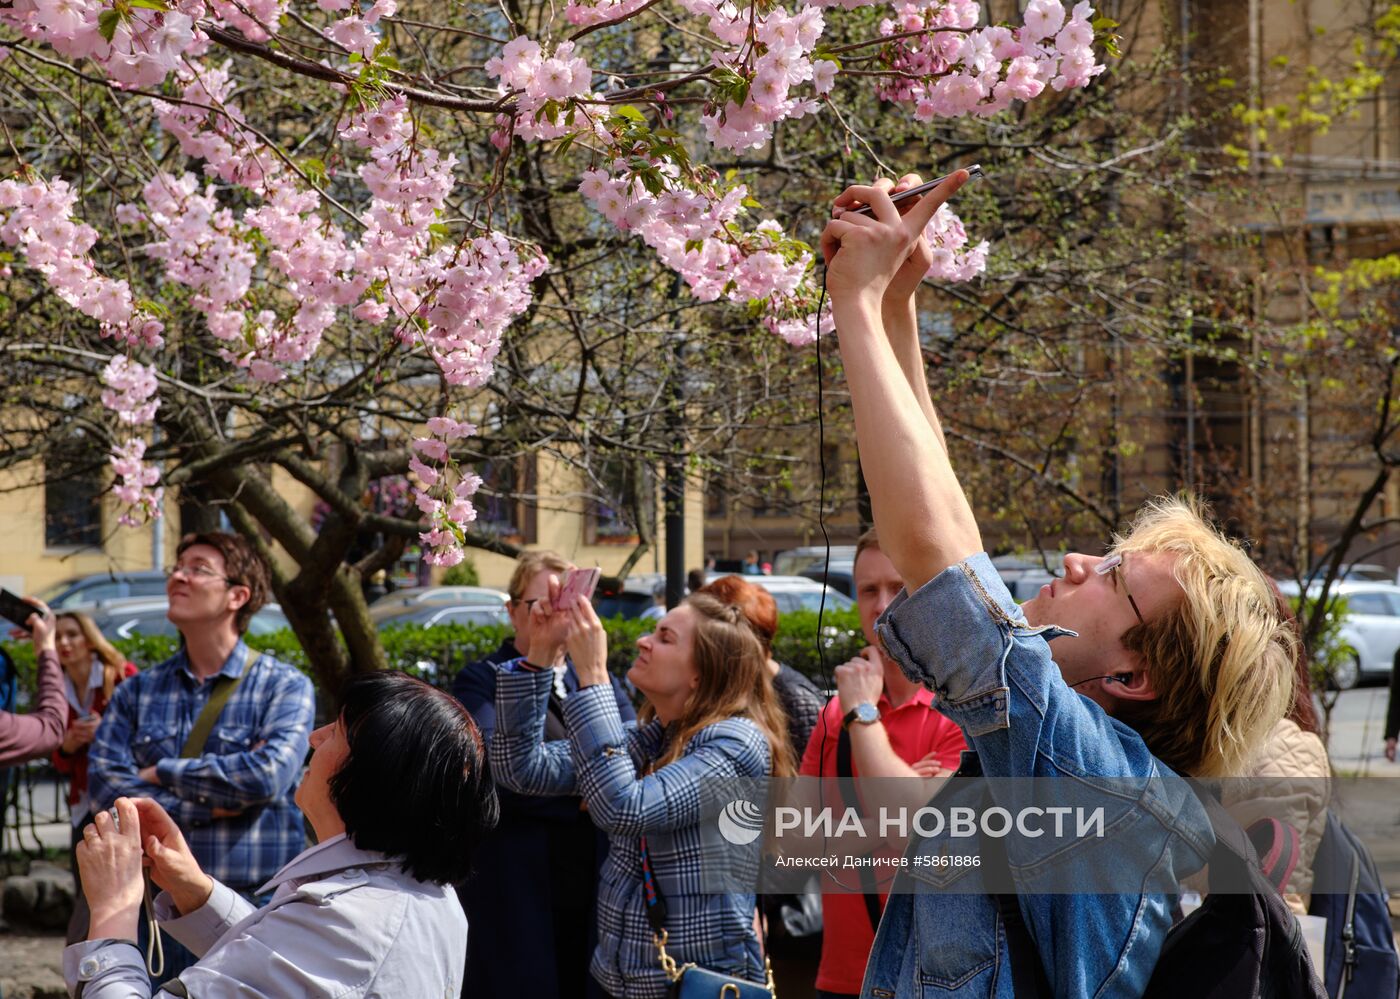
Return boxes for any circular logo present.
[717,799,765,846]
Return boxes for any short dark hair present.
[175,531,270,633]
[686,568,706,592]
[329,671,498,885]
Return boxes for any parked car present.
[1275,579,1400,689]
[37,570,169,610]
[798,560,855,598]
[773,546,856,577]
[85,597,291,641]
[707,573,855,614]
[593,574,665,620]
[990,552,1068,602]
[1301,563,1396,584]
[375,602,511,630]
[368,586,509,624]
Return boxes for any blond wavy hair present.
[1112,496,1296,778]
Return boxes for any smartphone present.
[555,567,602,611]
[0,589,38,630]
[847,164,983,217]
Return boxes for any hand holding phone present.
[845,164,983,218]
[0,589,51,644]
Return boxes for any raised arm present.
[490,667,580,797]
[874,174,949,456]
[0,601,68,766]
[820,174,981,592]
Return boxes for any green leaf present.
[128,0,171,10]
[97,9,121,42]
[613,105,646,122]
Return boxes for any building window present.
[45,465,103,549]
[477,456,537,545]
[586,459,654,544]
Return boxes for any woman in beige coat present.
[1224,585,1330,915]
[63,671,498,998]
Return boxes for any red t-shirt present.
[798,688,967,995]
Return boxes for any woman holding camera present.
[492,589,794,999]
[64,671,498,998]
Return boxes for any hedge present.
[0,606,864,703]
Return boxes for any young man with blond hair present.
[818,172,1296,995]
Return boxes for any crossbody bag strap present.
[640,835,776,995]
[180,650,254,759]
[836,727,885,933]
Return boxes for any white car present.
[1275,580,1400,689]
[368,585,509,624]
[706,573,855,614]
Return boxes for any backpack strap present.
[836,727,885,933]
[1246,817,1301,895]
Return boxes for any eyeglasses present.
[165,563,234,585]
[1095,553,1144,625]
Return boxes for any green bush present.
[438,560,480,587]
[0,607,862,701]
[771,608,865,684]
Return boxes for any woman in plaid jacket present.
[492,590,794,999]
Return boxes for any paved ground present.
[1,687,1396,993]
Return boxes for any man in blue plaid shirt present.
[89,531,314,983]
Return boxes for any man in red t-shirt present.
[799,528,967,999]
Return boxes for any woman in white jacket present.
[64,671,498,998]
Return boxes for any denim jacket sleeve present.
[490,668,579,797]
[562,684,769,836]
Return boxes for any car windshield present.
[794,590,854,612]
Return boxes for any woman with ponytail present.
[492,589,794,999]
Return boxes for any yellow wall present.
[0,458,181,597]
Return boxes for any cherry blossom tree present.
[0,0,1108,686]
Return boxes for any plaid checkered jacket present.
[492,665,772,999]
[89,641,314,890]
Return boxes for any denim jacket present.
[862,554,1214,998]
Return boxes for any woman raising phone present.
[492,590,794,999]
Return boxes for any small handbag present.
[640,836,776,999]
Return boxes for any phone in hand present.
[847,164,984,217]
[554,567,601,611]
[0,589,38,630]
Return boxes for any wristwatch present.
[842,702,880,730]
